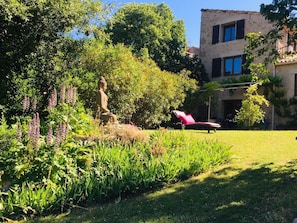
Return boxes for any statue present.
[96,76,118,124]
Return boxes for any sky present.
[102,0,273,47]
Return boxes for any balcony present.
[277,44,297,59]
[278,45,297,63]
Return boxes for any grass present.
[21,130,297,223]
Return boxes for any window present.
[212,55,248,78]
[224,24,236,42]
[224,56,242,76]
[212,19,245,44]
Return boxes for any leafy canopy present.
[248,0,297,62]
[106,3,187,72]
[0,0,104,118]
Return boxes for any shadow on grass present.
[32,160,297,223]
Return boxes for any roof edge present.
[201,8,260,14]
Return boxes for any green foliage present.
[233,32,271,129]
[235,84,269,128]
[260,1,297,36]
[79,40,197,128]
[245,30,297,128]
[243,1,297,63]
[0,125,231,220]
[0,0,104,119]
[106,3,209,82]
[181,54,209,85]
[220,74,253,85]
[263,75,297,128]
[106,3,187,72]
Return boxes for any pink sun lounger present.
[172,110,221,133]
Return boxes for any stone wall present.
[200,9,274,81]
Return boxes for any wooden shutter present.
[212,25,220,44]
[236,19,245,40]
[212,58,221,78]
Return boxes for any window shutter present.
[212,58,221,78]
[236,19,245,40]
[241,54,250,74]
[212,25,220,44]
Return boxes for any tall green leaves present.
[0,128,231,220]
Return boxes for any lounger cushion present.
[173,110,186,118]
[179,114,196,124]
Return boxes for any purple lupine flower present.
[46,124,53,146]
[58,122,66,141]
[26,96,30,111]
[66,85,73,104]
[54,129,61,152]
[72,88,77,105]
[22,95,27,112]
[22,95,30,112]
[27,120,33,139]
[52,88,57,107]
[31,113,40,149]
[62,122,69,141]
[32,95,37,111]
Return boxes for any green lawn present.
[25,130,297,223]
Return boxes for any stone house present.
[199,9,297,129]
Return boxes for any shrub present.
[78,40,197,128]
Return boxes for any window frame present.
[211,19,245,44]
[223,23,236,42]
[224,55,243,76]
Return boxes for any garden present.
[2,1,297,222]
[0,93,231,221]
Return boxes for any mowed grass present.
[25,130,297,223]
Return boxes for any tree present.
[78,40,197,128]
[235,33,270,129]
[260,0,297,34]
[106,3,187,72]
[235,84,269,128]
[245,2,297,128]
[0,0,104,118]
[247,1,297,62]
[183,54,209,86]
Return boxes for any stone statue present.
[96,76,117,124]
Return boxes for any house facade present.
[199,9,297,129]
